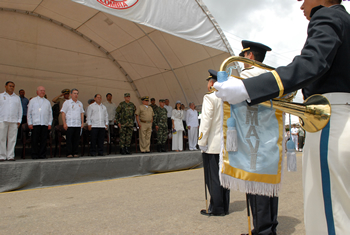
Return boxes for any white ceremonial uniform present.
[171,109,184,151]
[0,92,22,160]
[27,96,53,126]
[303,93,350,234]
[198,92,221,154]
[87,102,109,128]
[186,108,199,150]
[291,127,299,150]
[61,99,84,127]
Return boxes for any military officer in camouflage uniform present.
[116,93,136,155]
[135,96,154,153]
[154,99,168,152]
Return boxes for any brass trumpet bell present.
[220,56,331,133]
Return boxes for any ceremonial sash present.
[220,101,285,197]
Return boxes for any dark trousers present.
[202,153,230,214]
[17,116,28,139]
[31,125,48,159]
[90,128,105,156]
[248,194,279,235]
[66,127,80,156]
[167,117,172,130]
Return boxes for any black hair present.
[247,50,266,63]
[94,94,101,98]
[5,81,15,86]
[106,93,112,97]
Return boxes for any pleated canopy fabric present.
[0,0,238,107]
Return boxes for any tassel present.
[226,117,237,152]
[287,151,297,172]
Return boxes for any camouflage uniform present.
[150,103,158,130]
[155,106,168,145]
[116,101,136,148]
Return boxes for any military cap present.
[88,98,94,104]
[124,93,130,97]
[61,89,70,94]
[159,99,165,102]
[141,96,149,101]
[239,40,272,57]
[206,69,217,81]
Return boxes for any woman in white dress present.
[172,101,184,151]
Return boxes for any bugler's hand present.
[213,75,250,105]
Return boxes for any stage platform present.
[0,151,202,192]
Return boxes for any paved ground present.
[0,153,304,235]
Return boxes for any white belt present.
[322,92,350,105]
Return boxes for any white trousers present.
[291,135,298,150]
[0,122,18,160]
[303,103,350,234]
[188,127,198,150]
[172,130,183,151]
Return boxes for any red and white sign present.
[97,0,138,10]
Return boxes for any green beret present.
[124,93,130,97]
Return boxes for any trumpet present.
[219,56,331,133]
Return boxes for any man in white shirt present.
[291,124,299,150]
[87,94,108,156]
[164,99,173,131]
[0,81,22,161]
[103,93,117,140]
[186,102,199,150]
[61,89,84,158]
[27,86,53,159]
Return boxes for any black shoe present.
[157,145,162,152]
[125,147,131,155]
[120,147,126,155]
[8,159,16,161]
[97,153,104,156]
[200,209,225,216]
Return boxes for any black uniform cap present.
[206,69,218,81]
[239,40,272,57]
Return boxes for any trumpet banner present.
[220,101,285,197]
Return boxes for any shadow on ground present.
[277,216,302,235]
[229,200,246,213]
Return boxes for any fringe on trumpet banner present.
[220,174,280,197]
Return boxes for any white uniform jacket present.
[198,92,222,154]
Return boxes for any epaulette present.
[206,86,217,94]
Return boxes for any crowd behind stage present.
[0,81,201,161]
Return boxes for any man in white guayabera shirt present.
[87,94,108,156]
[27,86,53,159]
[186,102,199,150]
[61,88,84,158]
[0,81,22,161]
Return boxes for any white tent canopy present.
[0,0,238,107]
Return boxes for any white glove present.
[213,77,250,105]
[199,145,208,153]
